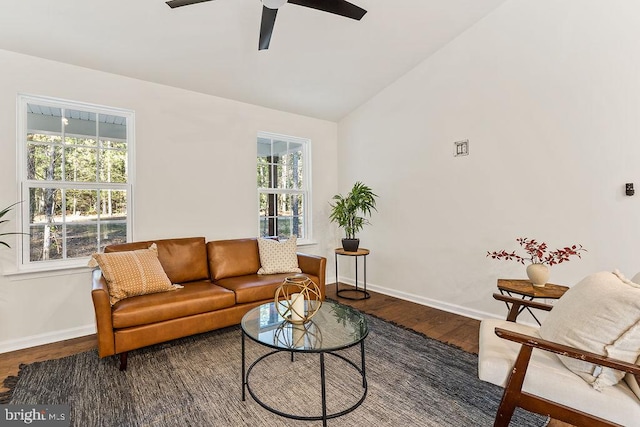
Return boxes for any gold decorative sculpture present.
[274,274,322,324]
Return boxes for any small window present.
[17,95,134,269]
[257,132,311,241]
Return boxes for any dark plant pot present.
[342,238,360,252]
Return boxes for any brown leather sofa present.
[91,237,326,370]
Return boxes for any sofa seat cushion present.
[112,281,236,328]
[479,319,640,426]
[216,273,320,304]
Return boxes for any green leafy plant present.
[0,202,28,248]
[329,181,378,239]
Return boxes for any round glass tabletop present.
[241,300,368,352]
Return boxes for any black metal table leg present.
[320,352,327,427]
[360,339,366,388]
[241,331,246,401]
[355,256,358,292]
[335,252,339,291]
[364,255,367,295]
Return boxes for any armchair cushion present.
[538,271,640,390]
[479,319,640,426]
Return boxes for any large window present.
[257,132,310,241]
[18,95,134,269]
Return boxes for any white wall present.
[337,0,640,321]
[5,0,640,351]
[0,49,338,352]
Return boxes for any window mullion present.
[61,188,67,260]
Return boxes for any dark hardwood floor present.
[329,283,480,353]
[0,282,568,426]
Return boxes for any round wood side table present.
[335,248,370,300]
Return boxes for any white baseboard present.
[337,277,502,322]
[0,324,96,354]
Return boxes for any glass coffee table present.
[241,300,368,426]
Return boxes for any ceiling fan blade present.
[166,0,215,9]
[259,6,278,50]
[288,0,367,20]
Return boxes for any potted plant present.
[487,237,586,287]
[0,202,28,248]
[329,181,378,252]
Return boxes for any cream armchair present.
[479,275,640,427]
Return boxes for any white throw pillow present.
[539,271,640,390]
[629,272,640,288]
[613,269,640,289]
[257,236,302,275]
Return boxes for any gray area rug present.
[4,313,547,426]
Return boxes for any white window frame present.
[257,131,312,244]
[16,94,135,272]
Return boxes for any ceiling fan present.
[166,0,367,50]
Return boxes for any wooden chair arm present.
[493,293,554,311]
[495,327,640,376]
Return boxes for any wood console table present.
[497,279,569,325]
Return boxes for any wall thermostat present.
[626,183,634,196]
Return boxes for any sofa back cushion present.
[207,238,261,280]
[105,237,209,284]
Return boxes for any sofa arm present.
[297,253,327,297]
[91,269,116,357]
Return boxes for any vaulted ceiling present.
[0,0,508,121]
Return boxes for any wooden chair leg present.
[494,345,533,427]
[119,352,128,371]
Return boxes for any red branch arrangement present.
[487,238,586,266]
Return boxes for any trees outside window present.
[18,95,134,269]
[257,132,310,241]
